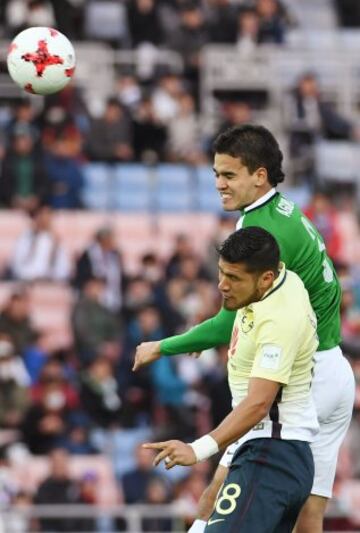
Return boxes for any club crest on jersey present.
[241,308,254,334]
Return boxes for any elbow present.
[249,399,272,422]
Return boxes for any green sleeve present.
[160,307,236,355]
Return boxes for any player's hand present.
[132,341,161,371]
[143,440,197,469]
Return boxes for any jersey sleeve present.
[250,317,298,384]
[160,307,236,355]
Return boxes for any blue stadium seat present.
[113,164,152,211]
[156,164,193,211]
[82,163,112,209]
[196,166,222,213]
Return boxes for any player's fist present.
[132,341,161,371]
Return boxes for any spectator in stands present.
[0,333,30,430]
[6,99,39,143]
[123,276,156,319]
[86,98,133,162]
[168,92,206,164]
[0,289,38,357]
[165,2,209,86]
[207,0,238,44]
[142,476,172,532]
[72,276,120,364]
[286,73,360,180]
[62,424,95,456]
[127,0,164,47]
[48,0,84,40]
[31,358,79,412]
[116,74,142,112]
[133,97,168,162]
[256,0,286,44]
[74,226,124,312]
[152,71,184,123]
[41,104,83,156]
[21,380,74,454]
[22,358,79,455]
[4,0,55,37]
[175,466,210,527]
[205,214,236,281]
[335,0,360,27]
[34,448,93,532]
[121,444,159,504]
[1,125,49,211]
[213,101,253,141]
[43,124,84,209]
[10,205,71,282]
[236,7,261,53]
[80,356,123,428]
[304,190,342,262]
[165,234,196,279]
[44,82,90,135]
[5,490,34,533]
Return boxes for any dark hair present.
[217,227,280,274]
[213,124,285,187]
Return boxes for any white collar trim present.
[244,188,277,213]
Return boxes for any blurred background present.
[0,0,359,531]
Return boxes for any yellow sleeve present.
[250,317,298,384]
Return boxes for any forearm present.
[210,397,268,451]
[160,307,236,355]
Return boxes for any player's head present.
[213,124,285,211]
[217,226,280,309]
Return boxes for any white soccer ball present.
[7,27,76,95]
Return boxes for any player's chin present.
[223,299,237,310]
[221,199,239,212]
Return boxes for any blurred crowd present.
[0,0,359,532]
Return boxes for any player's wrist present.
[189,435,219,462]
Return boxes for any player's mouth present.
[219,193,232,204]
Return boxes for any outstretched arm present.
[132,307,236,372]
[160,307,236,355]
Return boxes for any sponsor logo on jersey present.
[276,197,294,217]
[260,344,282,370]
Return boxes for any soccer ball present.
[7,27,76,95]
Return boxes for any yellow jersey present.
[228,263,319,443]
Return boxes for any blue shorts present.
[205,438,314,533]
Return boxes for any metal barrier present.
[0,503,358,533]
[0,503,191,532]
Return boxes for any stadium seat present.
[196,166,222,213]
[315,141,360,183]
[54,211,114,258]
[82,163,112,210]
[156,164,193,211]
[113,164,152,211]
[8,454,120,505]
[157,213,218,257]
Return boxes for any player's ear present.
[255,167,268,187]
[259,270,274,290]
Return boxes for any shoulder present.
[255,270,307,321]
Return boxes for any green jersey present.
[161,189,341,355]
